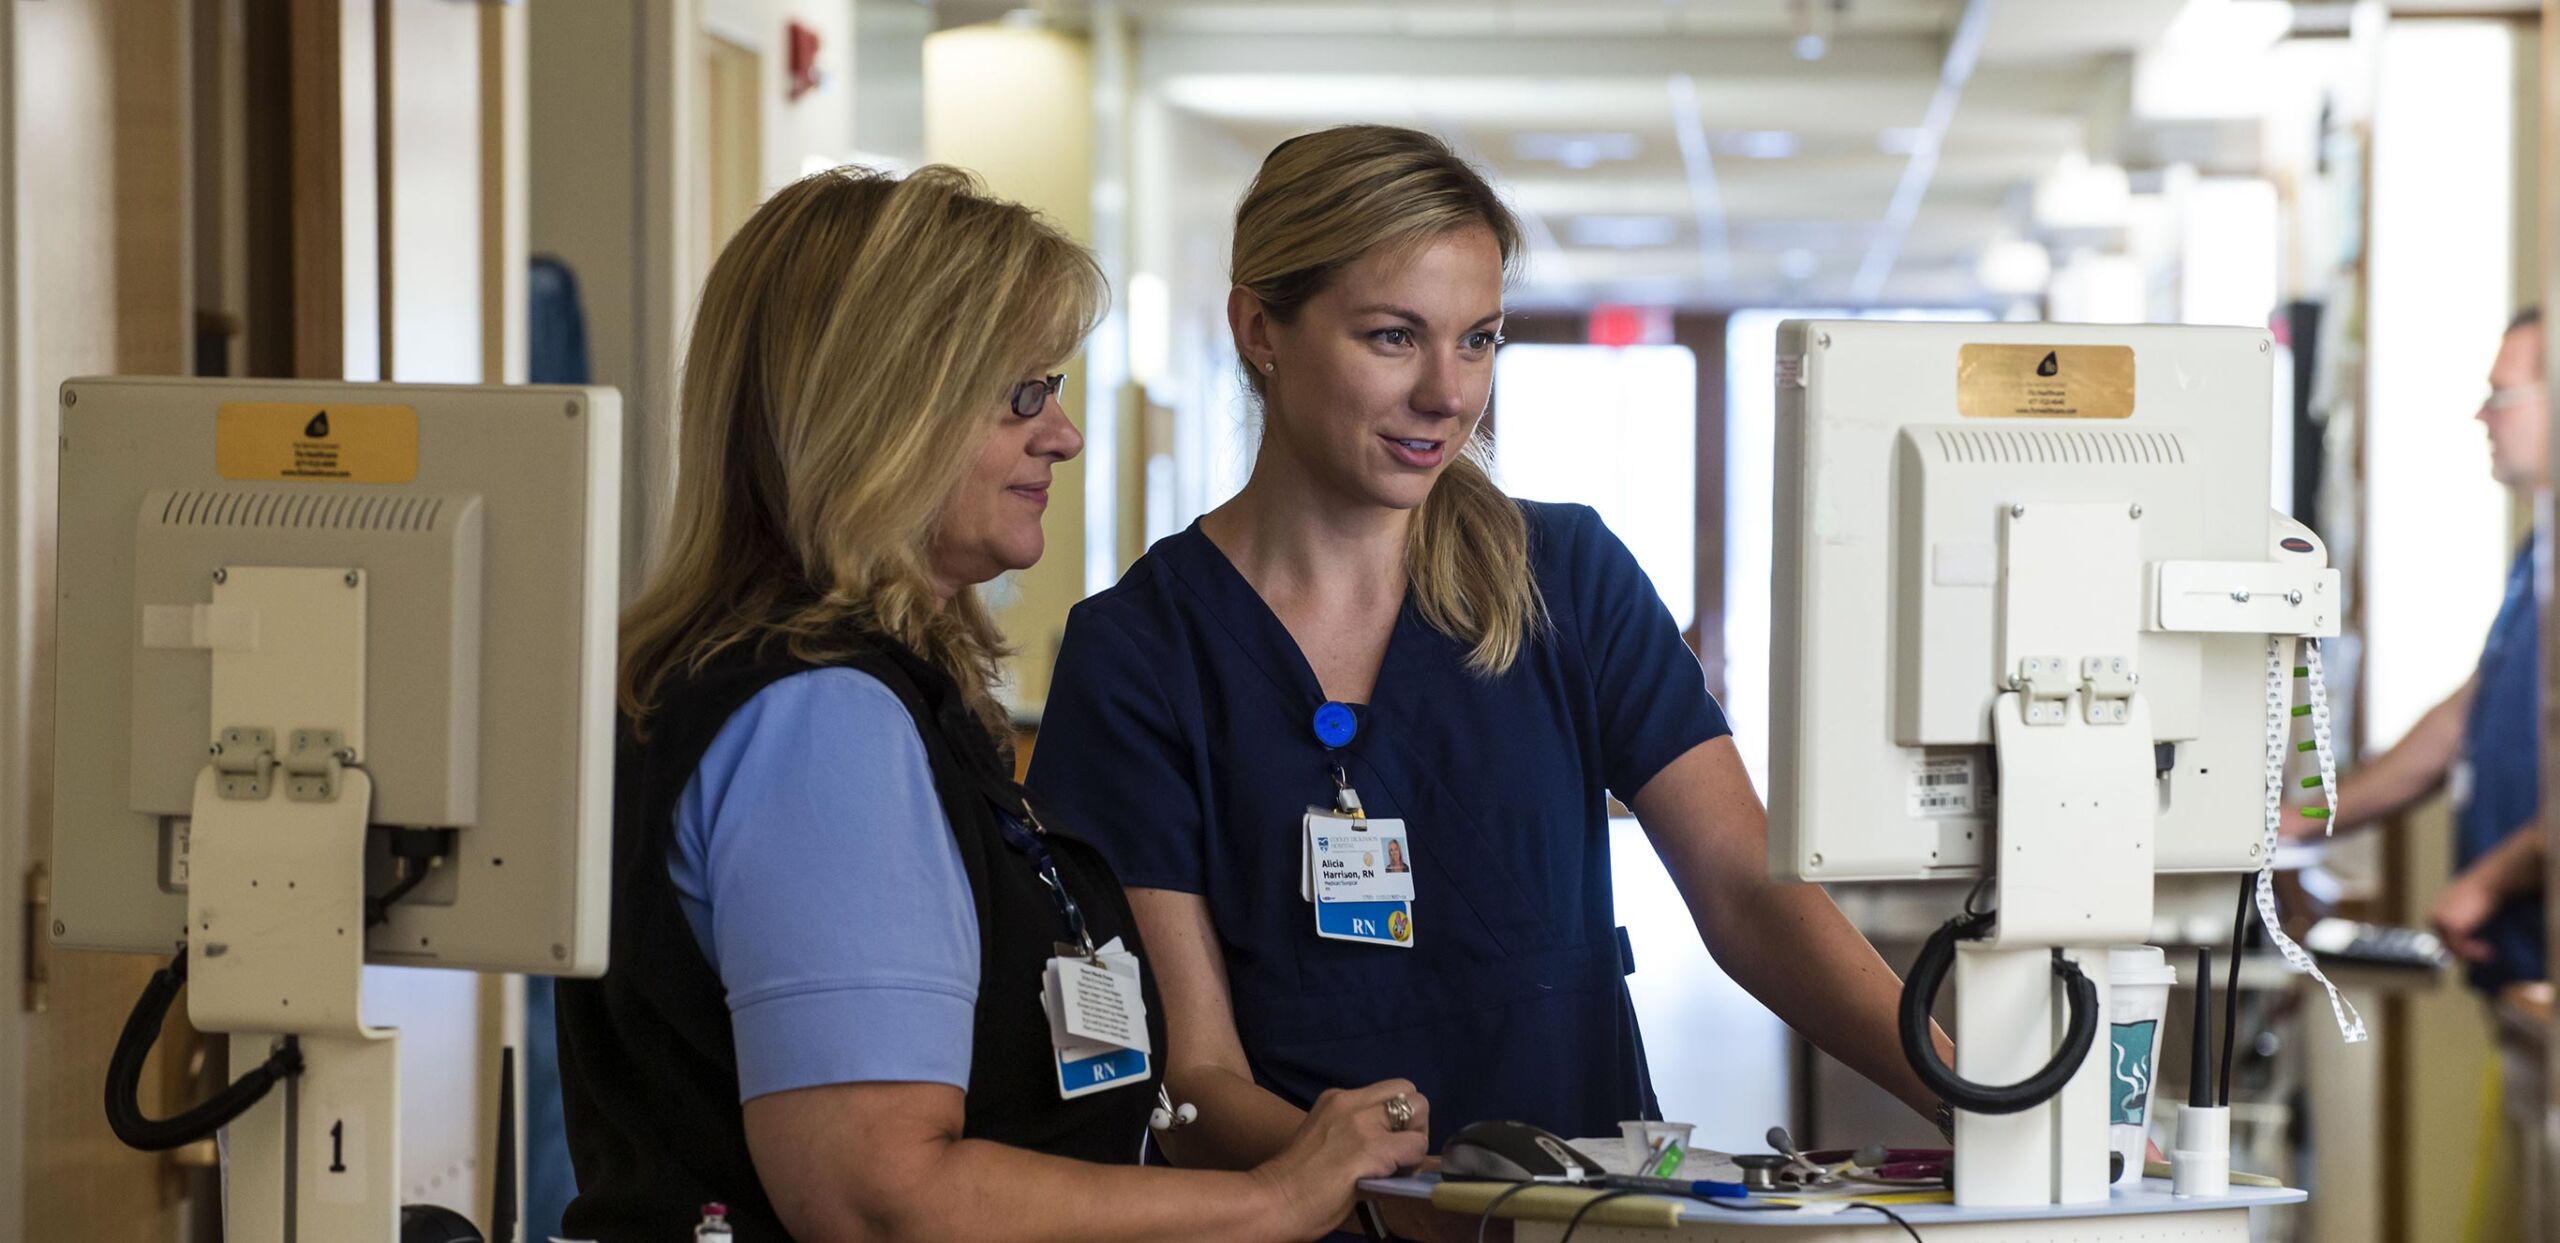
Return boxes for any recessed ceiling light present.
[1569,215,1680,248]
[2163,0,2292,52]
[1718,130,1800,159]
[1792,0,1840,60]
[1976,239,2054,295]
[1514,132,1641,170]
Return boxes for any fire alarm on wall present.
[788,20,822,100]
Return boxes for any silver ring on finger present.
[1384,1093,1415,1133]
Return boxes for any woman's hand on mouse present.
[1249,1080,1431,1239]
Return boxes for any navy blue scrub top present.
[1026,500,1731,1148]
[2457,538,2546,992]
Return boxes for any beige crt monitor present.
[1768,321,2343,1211]
[51,377,619,977]
[1769,319,2317,885]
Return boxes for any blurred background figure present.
[2285,307,2548,1240]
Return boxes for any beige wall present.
[2520,22,2545,322]
[527,0,691,592]
[700,0,859,192]
[385,0,484,384]
[527,5,640,405]
[924,25,1094,711]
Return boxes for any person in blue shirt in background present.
[2284,305,2547,1235]
[554,164,1426,1242]
[1029,126,1952,1241]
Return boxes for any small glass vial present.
[694,1202,734,1240]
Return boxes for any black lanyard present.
[990,789,1098,961]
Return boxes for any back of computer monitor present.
[1769,320,2281,884]
[51,377,619,976]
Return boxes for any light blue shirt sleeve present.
[669,668,981,1103]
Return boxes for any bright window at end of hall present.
[1490,344,1698,633]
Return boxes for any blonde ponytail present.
[1232,125,1545,675]
[1406,440,1539,674]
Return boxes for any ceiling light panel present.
[1568,214,1683,247]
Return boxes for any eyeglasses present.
[1009,373,1066,419]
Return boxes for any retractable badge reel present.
[1302,702,1417,948]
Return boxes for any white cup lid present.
[2108,945,2182,986]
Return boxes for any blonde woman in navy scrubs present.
[1027,126,1952,1233]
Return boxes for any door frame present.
[0,0,29,1215]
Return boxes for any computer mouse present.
[1439,1119,1605,1182]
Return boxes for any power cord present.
[1473,1182,1538,1243]
[112,826,447,1153]
[1557,1188,1819,1241]
[104,950,303,1151]
[365,827,456,929]
[1898,909,2099,1114]
[1475,1178,1859,1242]
[2221,869,2251,1106]
[1846,1201,1925,1240]
[1554,1190,1646,1242]
[366,861,431,928]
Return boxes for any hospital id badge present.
[1302,810,1416,949]
[1042,937,1151,1099]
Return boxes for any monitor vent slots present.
[1928,428,2188,466]
[153,489,451,533]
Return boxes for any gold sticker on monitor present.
[1956,344,2136,420]
[215,402,419,483]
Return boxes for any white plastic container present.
[1619,1120,1697,1177]
[2107,946,2180,1185]
[2173,1104,2232,1197]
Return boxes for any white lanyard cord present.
[2259,635,2367,1043]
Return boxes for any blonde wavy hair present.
[1232,124,1545,675]
[620,165,1103,735]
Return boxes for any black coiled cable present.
[1899,910,2099,1116]
[104,950,303,1152]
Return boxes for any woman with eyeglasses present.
[1027,127,1951,1238]
[555,165,1426,1242]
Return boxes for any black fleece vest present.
[556,636,1164,1241]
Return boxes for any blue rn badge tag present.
[1042,937,1152,1100]
[1315,899,1414,947]
[1056,1044,1151,1100]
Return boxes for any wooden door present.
[699,32,763,265]
[11,0,202,1236]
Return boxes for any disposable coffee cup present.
[2107,945,2179,1186]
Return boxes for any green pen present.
[1649,1138,1687,1179]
